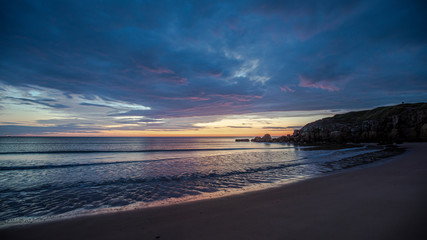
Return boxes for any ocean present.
[0,137,382,226]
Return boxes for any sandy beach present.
[1,143,426,240]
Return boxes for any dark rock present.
[251,134,272,142]
[251,103,427,145]
[401,127,417,141]
[275,136,289,142]
[298,103,427,144]
[235,139,250,142]
[420,123,427,141]
[261,134,272,142]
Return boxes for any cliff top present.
[312,103,427,125]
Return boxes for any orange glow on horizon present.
[12,129,295,138]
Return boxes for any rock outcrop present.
[235,138,250,142]
[252,134,272,142]
[251,103,427,144]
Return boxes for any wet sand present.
[1,143,426,240]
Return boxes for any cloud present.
[78,96,151,111]
[157,96,210,101]
[138,65,175,74]
[0,124,103,135]
[280,86,295,93]
[114,117,162,124]
[232,59,270,84]
[7,97,70,109]
[298,75,340,92]
[227,126,253,129]
[209,94,263,102]
[262,126,303,130]
[0,0,426,135]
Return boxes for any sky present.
[0,0,426,137]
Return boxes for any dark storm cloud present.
[1,0,426,123]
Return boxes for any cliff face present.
[298,103,427,144]
[251,103,427,144]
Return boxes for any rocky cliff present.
[252,103,427,144]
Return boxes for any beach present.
[1,142,426,240]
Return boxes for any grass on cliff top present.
[331,102,427,123]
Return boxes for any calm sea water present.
[0,137,381,225]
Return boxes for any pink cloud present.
[210,94,263,102]
[157,102,236,117]
[139,65,175,74]
[280,86,295,93]
[197,71,223,78]
[157,76,188,84]
[298,74,339,92]
[208,72,223,78]
[136,64,187,83]
[159,96,210,101]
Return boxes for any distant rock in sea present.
[251,103,427,144]
[235,139,250,142]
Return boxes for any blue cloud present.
[0,0,426,124]
[0,124,102,135]
[7,97,70,109]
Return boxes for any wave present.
[0,146,292,155]
[0,157,181,171]
[0,160,309,193]
[0,146,373,172]
[0,147,385,193]
[309,146,369,159]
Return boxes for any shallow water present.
[0,137,381,225]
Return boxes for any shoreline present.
[1,143,426,239]
[0,144,395,227]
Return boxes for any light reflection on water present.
[0,137,379,225]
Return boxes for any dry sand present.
[1,143,426,240]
